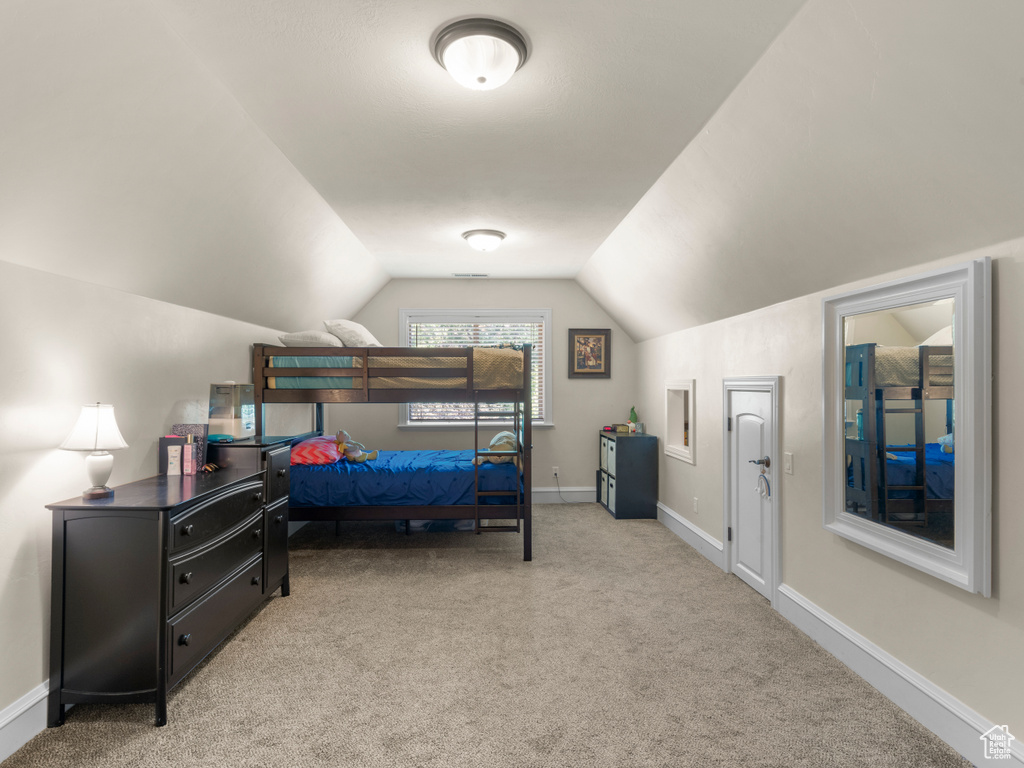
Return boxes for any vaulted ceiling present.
[148,0,806,286]
[8,1,1024,341]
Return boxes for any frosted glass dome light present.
[462,229,506,252]
[433,19,528,91]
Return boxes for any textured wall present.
[0,0,387,333]
[635,236,1024,738]
[580,0,1024,340]
[0,260,312,721]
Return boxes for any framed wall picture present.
[568,328,611,378]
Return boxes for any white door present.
[725,380,778,602]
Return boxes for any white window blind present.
[400,309,550,425]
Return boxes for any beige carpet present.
[6,504,969,767]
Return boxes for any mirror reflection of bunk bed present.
[844,343,954,547]
[251,343,533,561]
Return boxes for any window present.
[399,308,551,426]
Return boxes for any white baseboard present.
[532,486,596,504]
[0,682,48,763]
[657,501,726,571]
[776,585,1024,767]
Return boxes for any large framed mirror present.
[822,258,991,596]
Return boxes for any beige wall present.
[0,0,366,724]
[313,279,638,489]
[0,260,311,718]
[636,236,1024,736]
[0,0,387,334]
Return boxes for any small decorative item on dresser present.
[171,423,209,466]
[568,328,611,378]
[59,403,129,499]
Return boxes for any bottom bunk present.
[846,441,954,546]
[289,445,531,560]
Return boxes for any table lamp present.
[60,403,129,499]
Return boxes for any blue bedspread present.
[885,443,954,500]
[290,449,520,507]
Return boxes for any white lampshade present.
[60,403,128,451]
[433,19,528,91]
[462,229,506,252]
[60,403,128,500]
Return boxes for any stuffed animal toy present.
[474,431,518,464]
[336,429,378,462]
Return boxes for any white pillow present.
[323,319,382,347]
[278,330,343,347]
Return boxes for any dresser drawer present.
[170,480,263,551]
[170,512,263,611]
[167,557,264,684]
[267,447,290,502]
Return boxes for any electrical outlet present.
[693,497,698,515]
[552,466,559,477]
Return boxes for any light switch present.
[784,452,794,475]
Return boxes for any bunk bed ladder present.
[472,393,522,534]
[878,388,927,527]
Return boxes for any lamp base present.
[82,486,114,500]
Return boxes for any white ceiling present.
[150,0,805,280]
[141,0,1024,341]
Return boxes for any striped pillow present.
[290,436,342,465]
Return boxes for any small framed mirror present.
[665,380,695,464]
[822,258,991,595]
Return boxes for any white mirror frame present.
[665,380,695,464]
[822,258,991,596]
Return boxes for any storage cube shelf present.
[597,432,658,519]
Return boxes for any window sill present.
[399,421,553,430]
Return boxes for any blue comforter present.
[290,449,520,507]
[884,443,955,500]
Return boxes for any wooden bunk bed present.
[251,343,533,560]
[844,343,954,539]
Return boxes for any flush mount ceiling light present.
[462,229,506,252]
[432,18,528,91]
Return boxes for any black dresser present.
[47,457,290,727]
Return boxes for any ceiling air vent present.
[452,273,489,278]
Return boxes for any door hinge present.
[727,417,732,431]
[727,526,733,542]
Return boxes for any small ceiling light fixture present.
[433,18,528,91]
[462,229,506,252]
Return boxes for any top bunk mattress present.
[850,346,954,387]
[266,347,523,390]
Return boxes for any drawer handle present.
[251,576,261,586]
[274,515,284,524]
[181,524,194,537]
[253,492,263,503]
[178,633,191,646]
[253,528,262,539]
[179,572,193,585]
[277,469,287,477]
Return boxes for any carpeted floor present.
[5,504,970,767]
